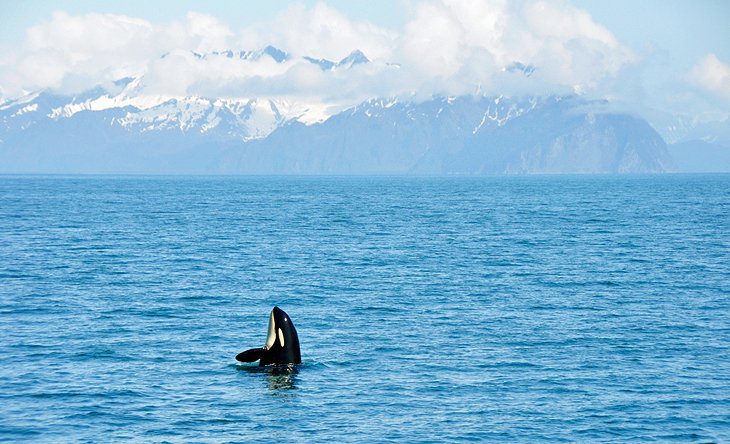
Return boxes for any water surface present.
[1,175,729,442]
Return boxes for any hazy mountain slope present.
[668,140,730,173]
[220,96,673,174]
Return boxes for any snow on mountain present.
[1,46,376,143]
[660,114,730,173]
[43,74,287,140]
[47,77,169,120]
[115,97,277,138]
[345,95,538,132]
[10,103,38,117]
[0,91,41,112]
[209,45,290,63]
[662,114,730,146]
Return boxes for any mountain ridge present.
[218,95,672,175]
[0,45,716,175]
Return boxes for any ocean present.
[1,175,729,442]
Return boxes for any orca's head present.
[262,306,301,364]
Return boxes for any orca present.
[236,306,301,366]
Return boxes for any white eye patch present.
[278,328,285,347]
[265,311,276,350]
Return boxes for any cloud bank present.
[687,53,730,101]
[0,1,637,105]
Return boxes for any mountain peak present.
[303,56,334,70]
[261,45,289,63]
[204,46,289,63]
[337,50,370,69]
[303,50,370,71]
[506,61,537,77]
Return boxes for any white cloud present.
[184,12,234,53]
[238,2,396,61]
[16,12,158,93]
[396,0,634,96]
[0,11,235,97]
[687,53,730,101]
[400,1,469,79]
[0,0,634,104]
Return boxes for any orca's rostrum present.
[236,307,301,366]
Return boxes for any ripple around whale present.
[1,175,729,442]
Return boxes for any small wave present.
[351,306,403,314]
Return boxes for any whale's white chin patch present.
[278,328,285,347]
[264,310,276,350]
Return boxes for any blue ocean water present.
[1,175,729,442]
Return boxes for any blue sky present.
[0,1,405,47]
[0,0,728,123]
[575,0,729,78]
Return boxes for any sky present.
[0,0,728,124]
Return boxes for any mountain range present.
[0,46,727,174]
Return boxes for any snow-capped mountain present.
[1,46,373,144]
[0,46,685,174]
